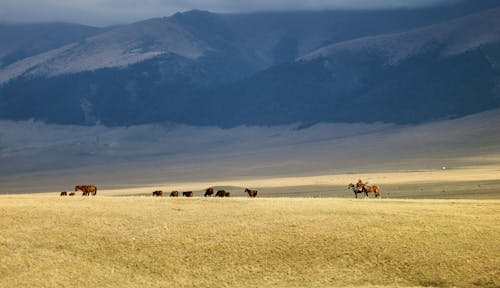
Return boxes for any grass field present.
[1,111,499,287]
[1,196,499,287]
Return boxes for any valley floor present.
[97,164,500,199]
[1,109,500,197]
[0,196,498,287]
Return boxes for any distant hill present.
[0,22,106,68]
[203,8,500,126]
[0,1,499,126]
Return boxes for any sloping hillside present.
[301,8,500,63]
[205,8,500,126]
[0,4,499,126]
[0,22,105,68]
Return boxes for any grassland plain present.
[0,196,499,288]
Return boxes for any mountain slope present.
[0,18,208,84]
[200,8,500,126]
[301,7,500,64]
[0,22,105,68]
[0,3,500,126]
[4,1,500,85]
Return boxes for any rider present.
[356,179,365,190]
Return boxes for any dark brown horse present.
[245,188,258,197]
[215,190,226,197]
[170,191,179,197]
[204,188,214,197]
[75,185,97,196]
[182,191,193,197]
[60,191,67,196]
[152,190,163,197]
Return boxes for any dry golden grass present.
[1,196,499,288]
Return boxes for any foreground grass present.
[0,196,499,287]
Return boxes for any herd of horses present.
[61,183,381,198]
[60,186,259,198]
[151,188,258,198]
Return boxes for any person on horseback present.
[356,179,365,189]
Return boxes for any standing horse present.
[363,185,381,198]
[348,183,366,198]
[182,191,193,197]
[75,185,97,196]
[215,190,230,197]
[204,188,214,197]
[152,190,163,197]
[245,188,258,198]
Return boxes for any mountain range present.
[1,0,499,126]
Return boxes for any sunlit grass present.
[0,196,499,287]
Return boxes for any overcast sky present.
[0,0,458,26]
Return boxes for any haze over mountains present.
[0,0,499,127]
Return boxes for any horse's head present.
[347,183,355,189]
[74,185,80,191]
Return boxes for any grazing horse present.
[215,190,230,197]
[348,183,367,198]
[170,191,179,197]
[363,185,381,198]
[75,185,97,196]
[60,191,67,196]
[69,192,75,196]
[182,191,193,197]
[152,190,163,197]
[204,188,214,197]
[245,188,258,198]
[224,191,230,197]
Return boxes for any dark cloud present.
[0,0,458,26]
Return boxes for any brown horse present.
[152,190,163,197]
[75,185,97,196]
[215,190,226,197]
[69,192,75,196]
[204,188,214,197]
[170,191,179,197]
[224,191,231,197]
[60,191,67,196]
[363,185,381,198]
[182,191,193,197]
[245,188,258,197]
